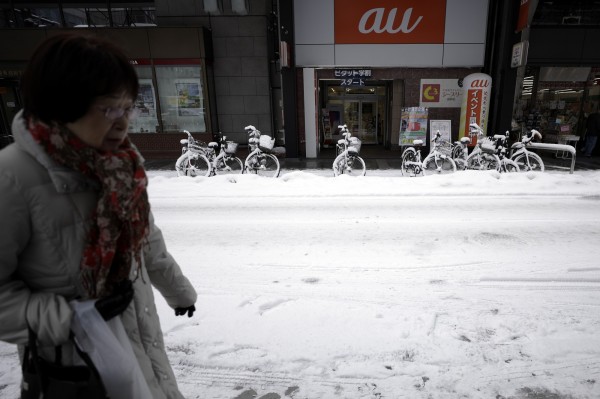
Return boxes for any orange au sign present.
[334,0,447,44]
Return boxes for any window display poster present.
[430,120,451,142]
[399,107,428,146]
[135,79,156,118]
[175,82,202,116]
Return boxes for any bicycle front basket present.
[479,137,496,153]
[258,135,275,151]
[435,140,453,157]
[224,141,238,154]
[348,137,361,153]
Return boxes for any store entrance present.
[319,81,390,152]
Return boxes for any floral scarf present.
[28,120,150,299]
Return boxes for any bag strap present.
[26,328,103,375]
[69,332,108,394]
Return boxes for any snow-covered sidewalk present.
[1,170,599,399]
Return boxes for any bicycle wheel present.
[332,154,343,176]
[454,157,467,171]
[341,155,366,176]
[467,153,500,171]
[218,156,243,175]
[422,154,456,175]
[513,152,544,172]
[500,158,520,173]
[401,149,419,176]
[451,145,463,160]
[175,153,211,177]
[245,153,280,177]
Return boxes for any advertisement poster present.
[135,79,156,118]
[419,79,463,108]
[459,73,492,145]
[175,81,202,116]
[399,107,428,146]
[429,120,451,142]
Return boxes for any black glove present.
[174,305,195,318]
[95,280,134,321]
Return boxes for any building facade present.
[1,0,599,158]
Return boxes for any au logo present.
[422,84,440,102]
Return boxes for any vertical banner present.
[459,73,492,145]
[399,107,428,146]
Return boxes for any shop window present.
[6,7,61,27]
[62,8,87,27]
[516,66,597,142]
[129,66,159,134]
[109,7,156,27]
[155,66,206,133]
[532,1,600,26]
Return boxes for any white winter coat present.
[0,111,197,398]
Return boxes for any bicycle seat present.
[338,139,346,145]
[413,139,424,146]
[180,139,188,145]
[460,137,471,144]
[208,142,218,148]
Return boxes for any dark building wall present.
[528,28,600,65]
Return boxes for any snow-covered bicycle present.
[421,131,457,174]
[466,123,501,171]
[243,125,280,178]
[511,129,545,172]
[451,136,471,170]
[401,139,426,177]
[175,130,243,177]
[332,125,366,176]
[490,130,520,173]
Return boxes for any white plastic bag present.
[70,300,152,399]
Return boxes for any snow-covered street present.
[1,169,600,398]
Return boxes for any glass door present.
[322,82,389,148]
[360,101,377,144]
[343,99,378,144]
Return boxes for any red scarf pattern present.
[29,120,150,298]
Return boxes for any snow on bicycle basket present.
[435,140,453,157]
[348,137,362,153]
[259,135,275,151]
[224,141,238,154]
[479,136,496,153]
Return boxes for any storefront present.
[292,0,490,157]
[0,26,213,157]
[510,0,600,154]
[516,66,600,146]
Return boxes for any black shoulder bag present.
[21,328,109,399]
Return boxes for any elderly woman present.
[0,33,197,398]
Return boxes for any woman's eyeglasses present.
[100,106,141,121]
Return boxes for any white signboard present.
[430,120,451,142]
[511,41,528,68]
[419,79,463,108]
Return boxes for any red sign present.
[464,89,482,143]
[334,0,446,44]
